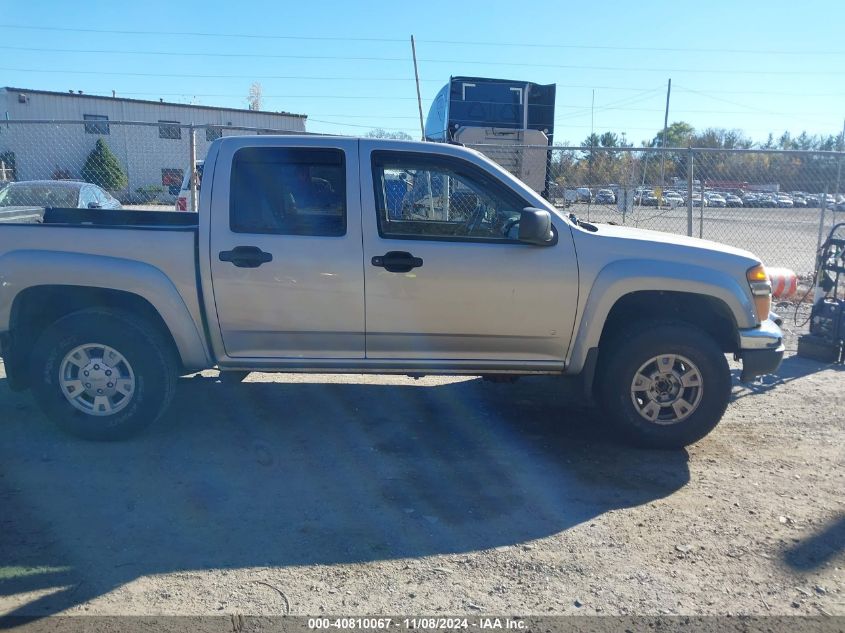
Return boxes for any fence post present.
[686,147,694,237]
[189,124,197,212]
[816,185,828,255]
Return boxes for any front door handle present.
[219,246,273,268]
[371,251,423,273]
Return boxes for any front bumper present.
[737,316,785,381]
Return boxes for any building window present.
[83,114,110,135]
[158,120,181,140]
[206,126,222,142]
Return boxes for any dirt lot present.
[0,309,842,618]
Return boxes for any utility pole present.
[835,118,845,201]
[411,35,425,141]
[659,78,672,186]
[589,89,595,217]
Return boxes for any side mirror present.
[517,207,554,245]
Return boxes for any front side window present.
[230,147,346,236]
[372,152,525,241]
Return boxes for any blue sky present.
[1,0,843,144]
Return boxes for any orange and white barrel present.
[767,267,798,299]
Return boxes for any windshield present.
[0,184,78,207]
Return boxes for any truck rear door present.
[208,137,365,359]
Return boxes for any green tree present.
[651,121,695,148]
[366,128,414,140]
[81,139,127,191]
[599,132,619,148]
[581,133,600,148]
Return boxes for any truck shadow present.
[0,374,690,617]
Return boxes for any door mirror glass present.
[517,207,553,245]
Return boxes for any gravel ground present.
[0,305,842,618]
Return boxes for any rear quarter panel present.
[0,225,210,370]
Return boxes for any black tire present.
[29,308,178,441]
[597,321,731,450]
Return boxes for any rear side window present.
[230,147,346,236]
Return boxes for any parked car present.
[688,192,708,206]
[0,135,783,448]
[725,194,743,207]
[664,192,685,206]
[576,187,592,203]
[707,194,726,208]
[175,160,204,211]
[805,195,820,207]
[776,195,794,208]
[640,193,661,206]
[0,180,121,211]
[792,196,807,208]
[595,189,616,204]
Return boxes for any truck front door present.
[360,142,578,366]
[209,138,365,359]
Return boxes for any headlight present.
[746,263,772,323]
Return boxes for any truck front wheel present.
[29,308,178,441]
[598,322,731,449]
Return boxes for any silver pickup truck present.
[0,136,783,448]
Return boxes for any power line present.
[1,23,842,56]
[675,84,789,115]
[107,87,845,99]
[0,66,433,82]
[89,84,661,99]
[0,45,410,63]
[0,24,407,42]
[2,44,842,75]
[418,38,845,57]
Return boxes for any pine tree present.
[81,138,127,191]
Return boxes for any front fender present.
[0,250,210,370]
[566,258,757,373]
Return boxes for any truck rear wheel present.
[29,308,178,441]
[598,322,731,449]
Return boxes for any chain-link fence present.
[0,120,302,213]
[469,143,845,274]
[1,121,842,274]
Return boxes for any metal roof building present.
[0,87,308,202]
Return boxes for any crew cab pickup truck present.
[0,136,784,448]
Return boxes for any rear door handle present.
[219,246,273,268]
[371,251,423,273]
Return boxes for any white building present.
[0,87,307,201]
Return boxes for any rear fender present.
[0,250,210,370]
